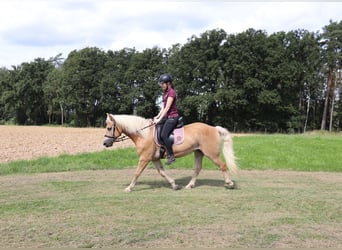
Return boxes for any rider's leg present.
[160,118,178,165]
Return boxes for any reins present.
[105,122,155,143]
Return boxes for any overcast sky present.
[0,1,341,68]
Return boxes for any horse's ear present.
[107,113,114,121]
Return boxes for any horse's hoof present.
[172,184,181,191]
[225,180,237,190]
[125,187,132,192]
[185,184,195,189]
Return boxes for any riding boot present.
[159,147,166,158]
[163,137,176,165]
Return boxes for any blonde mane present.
[111,114,152,139]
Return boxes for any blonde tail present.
[216,126,238,175]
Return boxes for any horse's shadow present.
[131,176,227,191]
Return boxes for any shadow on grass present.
[132,176,233,191]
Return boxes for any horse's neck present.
[114,115,152,145]
[122,129,138,143]
[120,126,150,145]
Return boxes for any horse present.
[103,113,238,192]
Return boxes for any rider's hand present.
[153,117,160,124]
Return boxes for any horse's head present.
[103,113,121,147]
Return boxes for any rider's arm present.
[154,96,174,124]
[154,107,164,119]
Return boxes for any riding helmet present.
[158,73,173,84]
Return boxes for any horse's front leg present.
[152,160,180,190]
[125,158,149,192]
[185,150,204,189]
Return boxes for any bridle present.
[104,119,155,143]
[104,119,120,140]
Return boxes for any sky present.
[0,0,341,68]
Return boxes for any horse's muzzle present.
[103,138,114,147]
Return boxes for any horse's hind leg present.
[210,155,235,189]
[152,160,180,190]
[185,150,203,189]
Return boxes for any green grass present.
[0,169,341,247]
[234,134,342,172]
[0,148,139,175]
[0,134,341,175]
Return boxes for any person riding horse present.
[153,73,179,165]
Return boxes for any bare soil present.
[0,125,133,163]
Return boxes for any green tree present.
[264,30,322,132]
[168,29,227,124]
[44,67,66,125]
[219,29,269,131]
[320,20,342,131]
[0,68,12,122]
[1,20,341,131]
[6,59,54,124]
[62,47,107,126]
[127,47,166,118]
[100,48,136,116]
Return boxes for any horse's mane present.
[112,114,152,138]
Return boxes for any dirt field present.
[0,125,134,163]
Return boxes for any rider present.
[153,73,179,165]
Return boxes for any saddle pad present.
[173,127,184,145]
[154,127,184,146]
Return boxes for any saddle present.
[154,117,185,157]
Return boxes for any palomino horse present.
[103,113,238,192]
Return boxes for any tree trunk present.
[321,66,333,130]
[304,96,310,133]
[329,70,338,132]
[60,103,64,126]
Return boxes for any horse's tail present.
[216,126,238,175]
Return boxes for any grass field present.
[236,133,342,172]
[0,169,340,248]
[0,134,341,247]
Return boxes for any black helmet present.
[158,73,173,84]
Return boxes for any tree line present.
[0,20,341,132]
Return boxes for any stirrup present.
[166,155,175,165]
